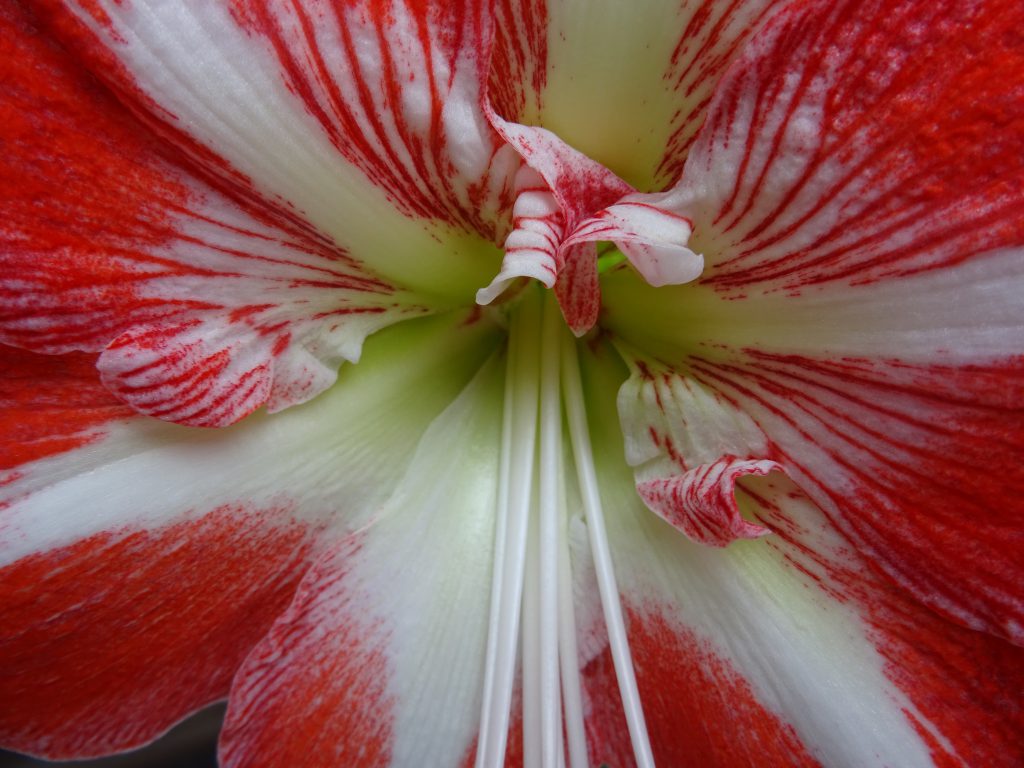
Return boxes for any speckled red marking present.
[220,536,394,768]
[580,642,634,768]
[581,610,823,767]
[690,352,1024,645]
[0,504,318,759]
[0,345,136,472]
[637,456,774,546]
[747,480,1024,767]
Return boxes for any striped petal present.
[220,351,505,767]
[3,1,518,425]
[0,312,499,758]
[604,0,1024,644]
[577,343,1024,768]
[32,0,513,293]
[1,3,443,426]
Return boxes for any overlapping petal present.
[0,3,443,426]
[1,0,1021,765]
[220,352,505,767]
[576,343,1024,768]
[604,0,1024,644]
[480,0,778,332]
[2,1,522,425]
[0,312,500,758]
[31,0,514,292]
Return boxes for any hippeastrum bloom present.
[1,0,1022,765]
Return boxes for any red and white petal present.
[35,1,516,294]
[563,195,702,288]
[671,0,1024,297]
[576,346,1024,767]
[603,0,1024,643]
[476,122,629,318]
[0,313,499,758]
[478,127,702,332]
[1,3,440,426]
[490,0,786,190]
[27,0,512,301]
[636,457,775,547]
[220,354,506,767]
[475,165,565,305]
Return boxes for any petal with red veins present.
[576,344,1024,767]
[563,196,703,288]
[220,350,506,767]
[636,456,775,547]
[603,0,1024,644]
[0,2,441,426]
[490,0,786,190]
[34,0,513,297]
[0,312,499,758]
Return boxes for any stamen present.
[537,292,564,767]
[479,288,652,768]
[476,293,542,768]
[557,457,589,768]
[561,340,656,768]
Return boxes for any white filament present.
[562,339,656,768]
[476,289,652,768]
[476,294,542,768]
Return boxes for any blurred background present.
[0,705,222,767]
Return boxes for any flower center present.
[475,289,654,768]
[474,122,705,337]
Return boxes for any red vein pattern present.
[227,0,512,239]
[612,0,1024,644]
[0,504,320,758]
[488,0,547,123]
[688,352,1024,643]
[654,0,785,187]
[1,2,421,427]
[637,456,774,546]
[681,0,1024,294]
[748,475,1024,768]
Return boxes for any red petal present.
[0,505,319,759]
[679,0,1024,294]
[0,345,136,471]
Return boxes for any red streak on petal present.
[0,504,318,759]
[632,609,822,767]
[488,0,547,122]
[0,346,136,471]
[750,480,1024,768]
[220,536,393,768]
[690,352,1024,643]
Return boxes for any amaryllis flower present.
[1,0,1022,765]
